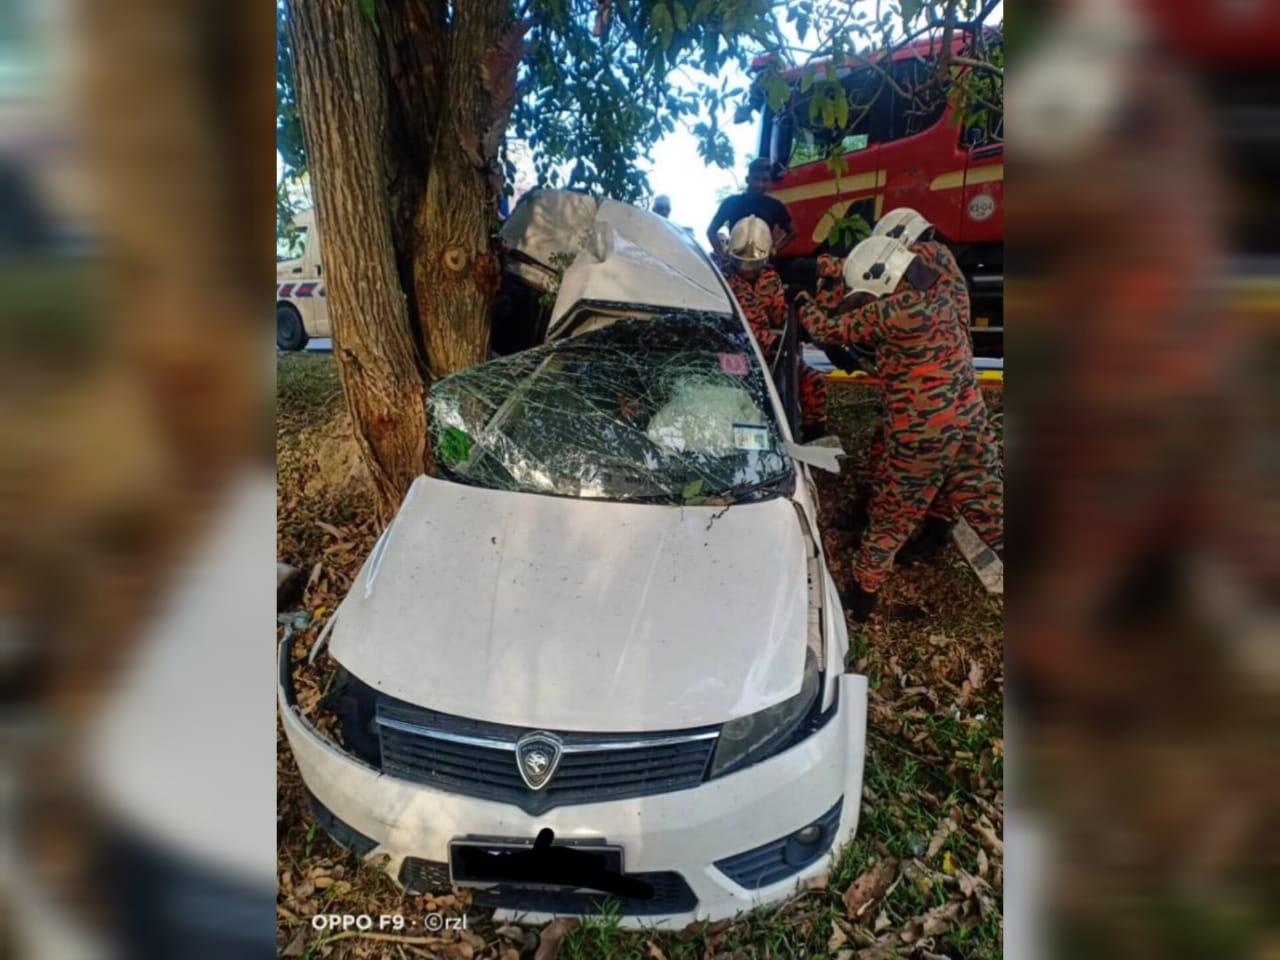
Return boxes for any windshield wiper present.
[717,471,793,504]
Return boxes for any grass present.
[277,350,344,431]
[276,352,1004,958]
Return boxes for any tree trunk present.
[286,0,428,520]
[411,0,512,378]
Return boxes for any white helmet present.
[842,236,919,298]
[728,216,772,269]
[873,207,932,246]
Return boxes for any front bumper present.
[279,648,867,928]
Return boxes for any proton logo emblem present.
[515,732,563,791]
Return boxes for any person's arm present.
[707,199,730,253]
[771,200,796,253]
[816,253,843,280]
[741,303,780,356]
[799,286,923,349]
[761,271,788,330]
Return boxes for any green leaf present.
[765,74,789,113]
[357,0,376,26]
[800,66,814,94]
[440,427,472,465]
[822,96,835,128]
[673,1,688,31]
[681,478,705,501]
[845,212,871,239]
[834,89,849,129]
[652,3,674,49]
[901,0,921,26]
[808,93,824,124]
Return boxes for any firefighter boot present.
[896,516,954,565]
[839,583,878,622]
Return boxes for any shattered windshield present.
[429,313,793,503]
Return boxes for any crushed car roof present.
[499,189,734,334]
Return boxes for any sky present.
[637,80,761,246]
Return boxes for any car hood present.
[328,475,810,732]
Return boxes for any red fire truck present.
[751,30,1003,355]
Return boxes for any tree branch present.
[950,55,1002,77]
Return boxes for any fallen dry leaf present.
[316,520,346,539]
[926,816,957,859]
[899,902,964,944]
[647,940,668,960]
[281,930,306,957]
[828,920,848,952]
[855,937,900,960]
[842,857,899,919]
[974,815,1004,856]
[534,918,580,960]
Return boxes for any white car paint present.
[330,475,810,731]
[280,666,867,928]
[497,191,729,336]
[549,200,730,333]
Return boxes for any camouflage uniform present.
[727,265,828,432]
[898,241,976,524]
[815,254,847,311]
[799,259,1002,593]
[821,244,978,528]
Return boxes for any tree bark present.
[286,0,428,520]
[411,0,512,378]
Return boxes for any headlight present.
[709,647,821,778]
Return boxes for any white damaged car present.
[278,193,868,927]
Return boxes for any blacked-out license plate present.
[448,838,624,888]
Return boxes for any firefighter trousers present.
[855,414,1003,593]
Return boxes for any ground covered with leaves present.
[277,352,1004,959]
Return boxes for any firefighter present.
[870,207,981,558]
[724,216,828,439]
[811,208,962,313]
[797,235,1003,619]
[873,207,960,282]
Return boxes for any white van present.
[276,207,329,350]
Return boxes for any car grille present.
[469,869,697,916]
[714,797,843,890]
[376,700,718,814]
